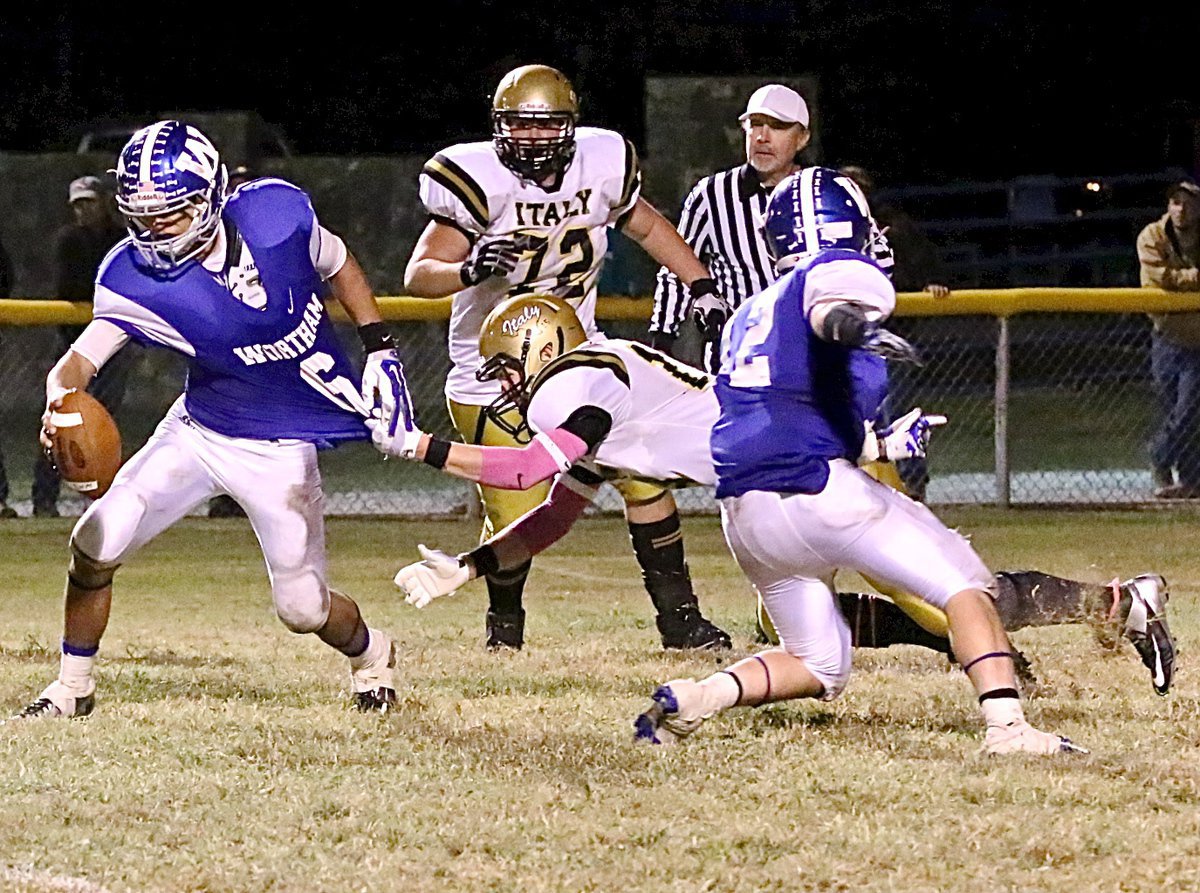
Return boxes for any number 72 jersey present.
[419,126,642,405]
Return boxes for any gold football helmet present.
[492,64,580,182]
[476,294,587,435]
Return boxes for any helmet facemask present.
[492,111,577,182]
[114,121,227,271]
[491,64,580,183]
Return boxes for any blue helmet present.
[762,166,877,272]
[113,120,227,270]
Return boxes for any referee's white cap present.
[739,84,809,128]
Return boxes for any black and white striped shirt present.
[651,163,894,336]
[652,164,774,337]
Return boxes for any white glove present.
[859,408,948,464]
[361,349,411,433]
[394,544,472,608]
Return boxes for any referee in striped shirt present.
[650,84,893,370]
[650,84,812,367]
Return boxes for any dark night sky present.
[3,2,1199,185]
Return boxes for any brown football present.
[49,390,122,500]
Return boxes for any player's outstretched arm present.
[373,425,590,491]
[395,475,597,607]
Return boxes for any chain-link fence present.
[1,290,1195,517]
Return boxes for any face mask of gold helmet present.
[476,294,588,439]
[492,64,580,182]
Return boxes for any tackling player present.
[12,121,407,720]
[403,64,728,651]
[634,168,1101,755]
[371,294,1174,698]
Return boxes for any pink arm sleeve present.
[476,428,591,490]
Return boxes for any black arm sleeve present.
[557,405,613,452]
[818,303,871,346]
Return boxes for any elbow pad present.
[818,303,871,346]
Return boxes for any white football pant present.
[71,397,333,633]
[720,459,993,698]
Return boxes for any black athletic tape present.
[422,436,451,470]
[465,544,501,578]
[821,304,870,346]
[977,687,1020,703]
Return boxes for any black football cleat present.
[657,605,732,650]
[485,609,525,651]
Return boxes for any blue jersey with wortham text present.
[93,180,366,445]
[711,250,891,498]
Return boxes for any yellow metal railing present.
[4,288,1200,326]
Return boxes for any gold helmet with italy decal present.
[492,64,580,181]
[476,294,587,437]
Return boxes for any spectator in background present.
[209,162,259,518]
[0,234,16,517]
[1136,180,1200,499]
[32,175,130,517]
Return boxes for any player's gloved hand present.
[357,322,412,427]
[859,408,948,464]
[365,380,424,459]
[688,278,729,337]
[460,238,521,287]
[394,545,472,608]
[863,325,923,365]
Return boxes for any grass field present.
[1,509,1198,892]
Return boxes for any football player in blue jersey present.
[634,168,1107,755]
[11,121,408,720]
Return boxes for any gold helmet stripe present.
[619,139,641,209]
[528,348,630,404]
[424,153,489,229]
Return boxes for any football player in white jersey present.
[372,295,1174,699]
[404,64,729,651]
[11,121,409,721]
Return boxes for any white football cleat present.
[633,679,709,745]
[8,680,96,722]
[350,630,397,714]
[983,719,1088,755]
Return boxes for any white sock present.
[59,652,96,696]
[697,672,741,715]
[980,696,1025,729]
[348,628,386,670]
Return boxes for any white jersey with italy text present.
[524,338,718,487]
[419,127,641,404]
